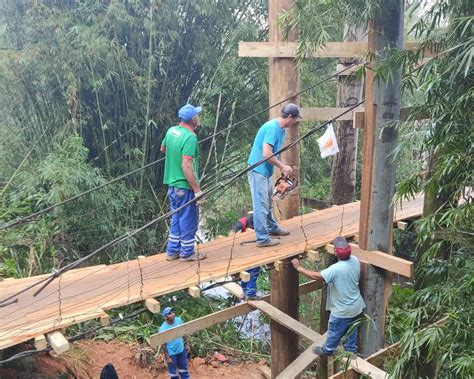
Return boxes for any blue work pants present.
[248,170,280,244]
[166,187,198,258]
[241,267,261,297]
[322,313,360,354]
[166,350,190,379]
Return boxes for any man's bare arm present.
[262,143,292,176]
[182,157,201,193]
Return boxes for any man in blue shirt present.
[292,236,365,355]
[159,307,190,378]
[247,103,301,248]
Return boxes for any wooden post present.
[330,24,365,205]
[267,0,300,377]
[358,1,404,357]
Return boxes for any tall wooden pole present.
[268,0,300,377]
[358,1,404,356]
[330,24,365,205]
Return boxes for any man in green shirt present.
[161,104,207,262]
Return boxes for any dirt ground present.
[0,339,270,379]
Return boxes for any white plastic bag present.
[317,123,339,158]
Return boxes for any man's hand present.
[281,164,293,177]
[194,190,205,205]
[291,258,301,270]
[166,356,173,364]
[185,344,191,353]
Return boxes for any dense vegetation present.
[0,0,472,377]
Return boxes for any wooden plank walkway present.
[0,197,423,350]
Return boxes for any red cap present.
[333,236,351,260]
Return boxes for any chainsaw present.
[272,175,298,201]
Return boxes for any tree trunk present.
[330,25,365,205]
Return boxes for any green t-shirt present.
[162,125,199,189]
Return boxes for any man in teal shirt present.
[292,236,365,355]
[159,307,190,379]
[161,104,207,262]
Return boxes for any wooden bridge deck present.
[0,197,423,350]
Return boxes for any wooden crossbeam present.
[47,331,69,355]
[240,271,251,282]
[34,335,47,350]
[188,286,200,298]
[300,107,363,122]
[276,342,320,379]
[353,107,430,128]
[306,250,321,263]
[239,42,433,58]
[349,357,388,379]
[325,243,413,277]
[99,311,111,327]
[222,282,244,299]
[397,221,408,231]
[149,280,322,348]
[144,298,161,314]
[248,300,325,344]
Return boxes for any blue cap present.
[178,103,202,122]
[162,307,174,317]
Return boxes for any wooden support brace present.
[306,250,321,263]
[274,260,284,271]
[349,357,388,379]
[300,107,362,122]
[239,271,251,282]
[325,243,414,277]
[276,342,320,379]
[47,331,69,355]
[34,335,47,350]
[354,107,430,128]
[99,312,111,327]
[397,221,408,231]
[144,298,161,314]
[188,286,200,298]
[222,282,244,299]
[336,63,365,76]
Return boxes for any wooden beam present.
[149,280,322,348]
[397,221,408,231]
[248,300,325,343]
[276,342,320,379]
[34,335,47,350]
[239,41,433,58]
[336,63,365,76]
[274,260,284,271]
[239,271,251,282]
[306,250,321,263]
[99,312,111,327]
[354,107,430,128]
[325,243,413,277]
[144,298,161,314]
[47,331,69,355]
[349,357,388,379]
[300,107,363,122]
[188,286,200,298]
[222,282,244,299]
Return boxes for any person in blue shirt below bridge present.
[159,307,191,379]
[291,236,366,356]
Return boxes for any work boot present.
[256,238,280,248]
[269,228,290,236]
[180,252,207,262]
[166,253,180,261]
[312,346,334,356]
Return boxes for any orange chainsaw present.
[272,175,298,201]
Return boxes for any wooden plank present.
[149,280,322,348]
[99,312,111,327]
[258,365,272,379]
[47,331,69,355]
[144,298,161,314]
[188,286,200,298]
[276,342,320,379]
[325,243,413,277]
[354,107,430,128]
[240,41,367,58]
[222,282,244,299]
[274,260,284,271]
[397,221,408,231]
[349,357,388,379]
[239,42,433,58]
[306,250,321,263]
[240,271,251,282]
[34,335,47,350]
[300,107,363,122]
[248,300,324,343]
